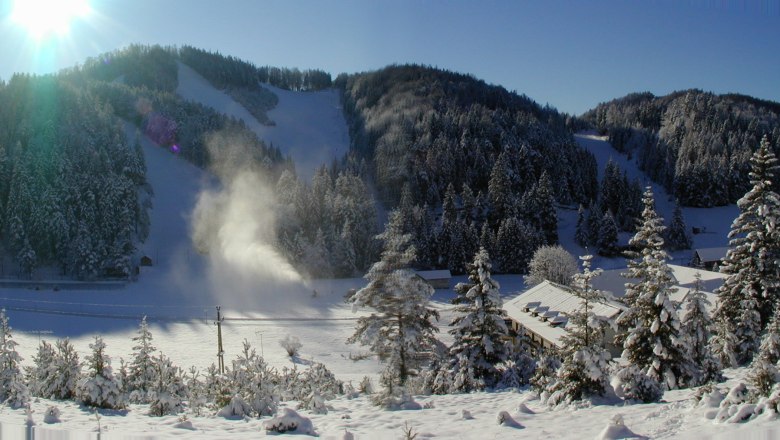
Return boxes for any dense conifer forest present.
[583,90,780,206]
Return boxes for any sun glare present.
[11,0,91,39]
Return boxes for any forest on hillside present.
[583,90,780,206]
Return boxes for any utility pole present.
[215,306,225,374]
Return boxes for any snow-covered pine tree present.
[77,336,123,409]
[49,338,81,400]
[615,187,692,391]
[680,273,722,386]
[0,310,29,408]
[545,255,611,405]
[597,210,619,256]
[28,340,56,398]
[448,248,510,391]
[712,135,780,366]
[575,204,589,247]
[748,306,780,398]
[226,340,280,417]
[665,201,692,251]
[347,209,440,394]
[127,316,157,402]
[148,354,188,416]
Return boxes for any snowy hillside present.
[569,132,738,269]
[0,112,774,438]
[176,61,349,181]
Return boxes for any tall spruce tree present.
[597,210,619,256]
[449,248,510,390]
[347,210,440,389]
[546,255,611,404]
[680,273,722,386]
[615,187,692,390]
[665,201,692,251]
[712,135,780,366]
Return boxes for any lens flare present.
[11,0,91,40]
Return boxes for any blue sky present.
[0,0,778,115]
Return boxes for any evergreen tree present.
[545,255,611,404]
[495,217,542,274]
[712,135,780,366]
[148,354,188,416]
[596,210,619,256]
[28,340,57,398]
[0,310,29,408]
[78,336,124,409]
[449,248,510,390]
[49,338,81,400]
[748,306,780,398]
[615,187,692,390]
[535,171,558,245]
[680,273,722,386]
[347,210,440,389]
[127,316,157,402]
[585,202,602,246]
[665,201,692,251]
[488,151,514,227]
[575,204,589,247]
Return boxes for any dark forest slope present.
[583,90,780,206]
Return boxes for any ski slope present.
[176,61,349,182]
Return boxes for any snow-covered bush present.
[530,353,561,394]
[226,340,280,417]
[294,362,342,411]
[217,394,252,418]
[43,406,61,424]
[497,337,537,389]
[0,310,30,408]
[264,407,317,436]
[203,364,231,410]
[77,336,124,409]
[527,245,578,286]
[546,347,611,406]
[370,371,421,410]
[28,340,56,398]
[612,364,663,403]
[148,354,188,416]
[280,334,302,357]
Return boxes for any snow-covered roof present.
[503,280,623,348]
[593,265,726,300]
[414,270,452,280]
[694,247,729,263]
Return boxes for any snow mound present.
[517,403,536,414]
[497,411,524,429]
[595,414,647,440]
[461,409,474,420]
[264,407,317,436]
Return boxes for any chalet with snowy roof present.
[414,270,452,289]
[691,247,729,270]
[503,280,623,354]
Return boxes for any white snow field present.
[0,120,774,438]
[175,61,350,182]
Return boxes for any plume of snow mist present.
[190,132,304,310]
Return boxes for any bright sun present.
[11,0,91,40]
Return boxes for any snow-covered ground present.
[0,124,769,438]
[176,61,350,182]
